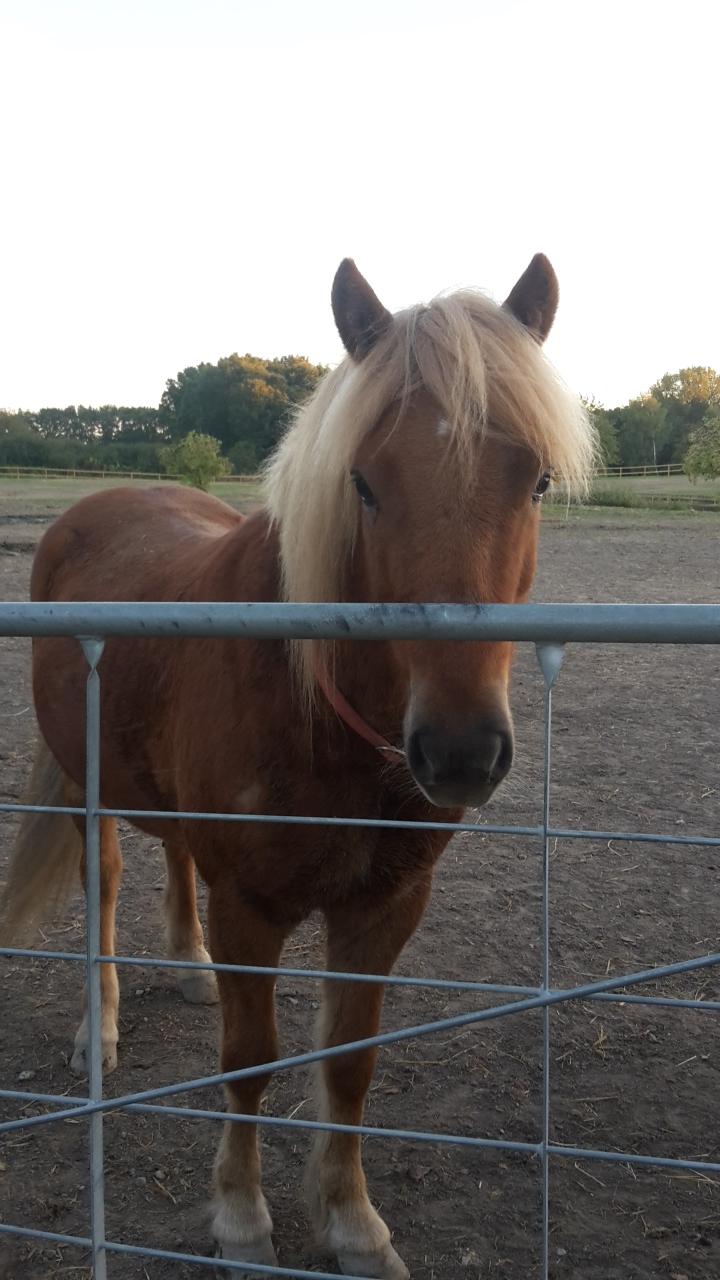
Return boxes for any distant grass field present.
[591,472,720,508]
[0,472,718,526]
[543,501,720,523]
[0,475,263,518]
[596,473,720,495]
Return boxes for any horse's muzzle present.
[406,720,513,808]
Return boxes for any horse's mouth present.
[411,774,504,810]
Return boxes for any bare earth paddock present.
[1,486,719,1279]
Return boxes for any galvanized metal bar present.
[0,1223,92,1250]
[542,685,552,1280]
[0,947,536,995]
[79,637,107,1280]
[103,1104,720,1175]
[542,687,552,1280]
[5,949,717,1013]
[136,1106,539,1158]
[0,799,541,837]
[3,947,719,1138]
[106,1238,376,1278]
[2,1092,719,1174]
[2,799,719,849]
[548,826,720,848]
[3,951,718,1010]
[536,644,564,1280]
[0,1087,88,1107]
[0,600,717,642]
[0,1223,369,1279]
[545,1143,720,1175]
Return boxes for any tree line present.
[1,356,719,479]
[0,354,328,474]
[587,366,720,473]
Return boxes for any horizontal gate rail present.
[0,599,717,642]
[2,800,720,847]
[1,600,719,1279]
[3,945,720,1138]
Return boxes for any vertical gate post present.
[79,637,107,1280]
[535,642,565,1280]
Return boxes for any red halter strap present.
[314,664,405,758]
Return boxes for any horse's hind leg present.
[307,881,431,1280]
[163,838,218,1004]
[208,882,288,1269]
[69,807,123,1076]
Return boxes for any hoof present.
[337,1244,409,1280]
[178,968,219,1005]
[214,1236,278,1277]
[70,1039,118,1076]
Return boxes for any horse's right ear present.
[504,253,559,344]
[332,260,393,361]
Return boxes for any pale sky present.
[2,0,718,412]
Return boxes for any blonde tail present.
[0,736,82,945]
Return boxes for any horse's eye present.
[532,471,552,503]
[350,470,378,510]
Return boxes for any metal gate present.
[1,600,719,1278]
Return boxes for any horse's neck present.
[195,508,282,603]
[209,512,403,741]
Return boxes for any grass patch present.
[587,485,640,509]
[543,501,720,523]
[0,473,717,526]
[0,475,264,519]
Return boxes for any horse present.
[0,255,595,1277]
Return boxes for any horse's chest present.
[186,747,450,908]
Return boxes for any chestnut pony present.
[1,256,594,1276]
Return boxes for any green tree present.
[227,439,261,474]
[31,406,94,443]
[683,408,720,481]
[652,367,720,404]
[160,353,326,463]
[0,411,48,466]
[161,431,231,490]
[650,367,720,463]
[610,396,669,468]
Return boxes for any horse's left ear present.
[504,253,559,344]
[332,259,393,360]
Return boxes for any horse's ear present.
[332,259,393,360]
[504,253,559,344]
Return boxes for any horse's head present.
[267,258,595,808]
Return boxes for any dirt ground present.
[1,504,719,1280]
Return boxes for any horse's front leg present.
[308,878,431,1279]
[207,882,289,1270]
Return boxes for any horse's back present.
[29,485,250,815]
[32,484,243,604]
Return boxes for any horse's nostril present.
[407,728,436,782]
[497,734,513,778]
[407,725,513,790]
[476,732,504,780]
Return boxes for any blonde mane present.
[264,287,597,698]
